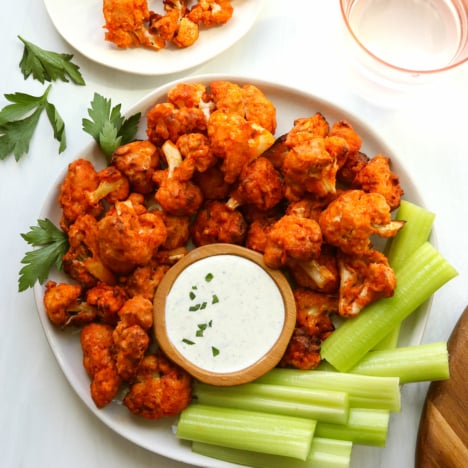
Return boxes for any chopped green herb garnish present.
[182,338,195,345]
[200,301,207,310]
[212,294,219,304]
[208,320,213,327]
[189,291,196,300]
[189,304,201,312]
[212,346,220,357]
[205,273,214,282]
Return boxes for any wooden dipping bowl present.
[153,244,296,386]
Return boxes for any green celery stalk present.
[192,437,353,468]
[176,404,316,460]
[385,200,436,271]
[193,381,349,424]
[257,368,400,412]
[321,242,457,371]
[315,408,390,447]
[347,342,449,383]
[375,201,436,350]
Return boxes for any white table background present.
[1,1,467,467]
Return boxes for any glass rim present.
[339,0,468,75]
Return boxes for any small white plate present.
[43,0,265,75]
[34,74,431,467]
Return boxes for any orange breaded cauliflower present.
[112,295,154,380]
[97,196,167,274]
[111,140,160,194]
[43,281,96,327]
[227,156,284,212]
[121,259,170,300]
[123,352,192,419]
[146,102,208,147]
[263,214,322,269]
[153,141,204,216]
[62,214,116,288]
[338,249,397,317]
[87,165,131,206]
[191,200,247,247]
[294,288,337,337]
[353,154,404,210]
[187,0,233,26]
[58,159,103,230]
[288,244,340,294]
[279,289,336,370]
[103,0,165,50]
[208,110,275,184]
[81,323,122,408]
[85,282,128,325]
[285,113,330,146]
[282,137,341,200]
[176,132,217,178]
[319,190,405,256]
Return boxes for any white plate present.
[42,0,265,75]
[34,74,431,467]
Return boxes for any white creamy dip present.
[165,254,285,373]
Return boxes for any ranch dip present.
[165,254,285,373]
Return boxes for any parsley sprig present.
[82,93,141,163]
[18,36,86,85]
[18,219,69,292]
[0,85,66,161]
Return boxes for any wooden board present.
[415,306,468,467]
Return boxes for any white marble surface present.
[1,1,467,467]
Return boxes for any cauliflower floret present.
[58,159,103,230]
[279,289,336,370]
[86,165,130,206]
[190,200,247,246]
[285,113,330,147]
[319,190,405,256]
[208,110,275,184]
[187,0,234,26]
[97,196,167,274]
[123,352,192,419]
[85,282,128,325]
[288,244,340,294]
[81,323,122,408]
[338,249,397,317]
[227,156,284,211]
[282,137,339,200]
[353,154,404,210]
[63,214,117,288]
[111,140,160,194]
[146,102,208,146]
[153,141,204,216]
[43,281,97,327]
[263,214,322,269]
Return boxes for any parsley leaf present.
[82,93,141,163]
[0,85,67,161]
[18,36,86,85]
[18,219,69,292]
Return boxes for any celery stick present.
[376,201,435,350]
[321,242,457,371]
[193,382,349,424]
[315,408,390,447]
[373,324,401,350]
[192,437,353,468]
[176,404,316,460]
[385,200,435,271]
[347,342,450,384]
[257,369,401,412]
